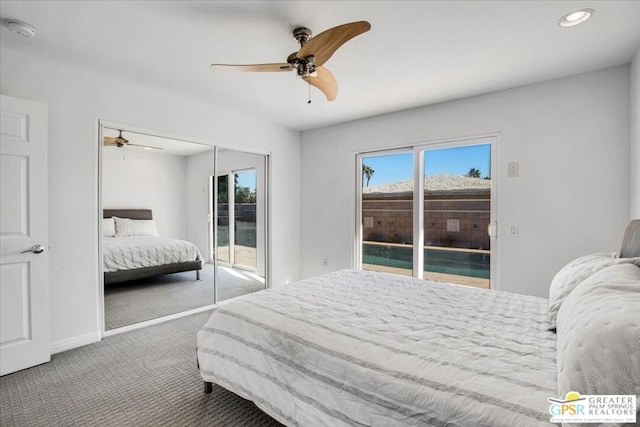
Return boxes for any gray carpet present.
[105,264,264,330]
[0,311,284,427]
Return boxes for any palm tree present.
[466,167,481,178]
[362,164,375,187]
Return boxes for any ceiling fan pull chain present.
[308,79,312,104]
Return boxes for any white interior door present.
[0,94,50,375]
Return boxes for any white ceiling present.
[102,127,213,155]
[1,1,639,132]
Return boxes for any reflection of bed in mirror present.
[102,209,202,285]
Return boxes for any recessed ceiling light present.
[559,8,595,27]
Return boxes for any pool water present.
[363,244,490,279]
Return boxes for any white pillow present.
[547,252,640,330]
[556,263,640,397]
[113,217,159,237]
[103,217,116,237]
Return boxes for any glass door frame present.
[212,146,270,304]
[354,147,414,272]
[215,167,258,271]
[232,169,258,272]
[355,134,499,289]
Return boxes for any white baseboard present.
[103,304,216,337]
[51,304,218,352]
[51,331,101,354]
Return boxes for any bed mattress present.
[103,236,201,273]
[197,269,557,427]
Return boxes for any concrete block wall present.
[362,191,490,249]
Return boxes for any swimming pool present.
[363,244,490,279]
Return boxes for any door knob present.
[487,222,497,238]
[21,244,45,254]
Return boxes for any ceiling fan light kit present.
[211,21,371,102]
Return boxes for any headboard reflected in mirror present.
[103,209,152,220]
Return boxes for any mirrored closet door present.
[101,125,218,331]
[100,125,269,332]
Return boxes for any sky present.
[362,144,491,187]
[235,170,256,191]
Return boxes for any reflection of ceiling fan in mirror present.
[211,21,371,102]
[103,130,162,150]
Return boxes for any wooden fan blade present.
[211,63,293,72]
[297,21,371,66]
[302,66,338,101]
[103,136,126,146]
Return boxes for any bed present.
[197,221,640,426]
[103,209,202,285]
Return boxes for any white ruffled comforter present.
[197,269,557,427]
[103,236,201,272]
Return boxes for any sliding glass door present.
[358,137,496,289]
[214,170,258,270]
[359,151,414,276]
[213,149,267,303]
[233,170,257,270]
[422,143,492,288]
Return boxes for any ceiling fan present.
[211,21,371,102]
[103,130,162,150]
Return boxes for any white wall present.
[0,47,301,351]
[300,65,631,298]
[185,150,215,259]
[103,147,187,239]
[631,48,640,219]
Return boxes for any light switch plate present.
[508,162,519,177]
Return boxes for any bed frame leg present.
[204,381,213,394]
[197,270,201,280]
